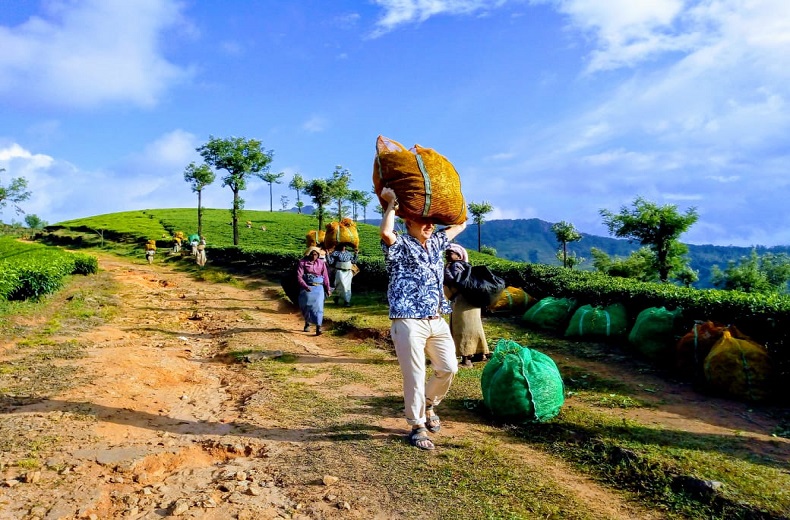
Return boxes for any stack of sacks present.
[324,218,359,250]
[675,321,749,381]
[372,135,466,225]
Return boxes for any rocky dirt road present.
[1,254,787,519]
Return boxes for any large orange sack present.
[324,218,359,250]
[305,230,325,248]
[372,135,466,225]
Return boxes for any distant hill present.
[450,218,790,289]
[283,214,790,287]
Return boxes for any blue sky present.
[1,0,789,247]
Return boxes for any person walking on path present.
[196,236,207,267]
[328,244,358,306]
[379,187,467,450]
[444,244,489,368]
[297,246,332,336]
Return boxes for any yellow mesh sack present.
[305,230,326,247]
[324,218,359,250]
[703,330,772,401]
[488,287,535,314]
[372,135,466,225]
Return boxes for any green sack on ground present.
[480,339,565,423]
[522,297,577,331]
[628,306,682,362]
[565,303,628,338]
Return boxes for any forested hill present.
[447,218,790,289]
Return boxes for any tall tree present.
[305,179,331,231]
[326,166,351,220]
[288,173,307,214]
[0,168,31,215]
[196,136,273,245]
[467,201,494,252]
[183,162,215,236]
[262,171,285,212]
[551,221,583,268]
[348,189,368,221]
[359,192,373,222]
[600,197,698,282]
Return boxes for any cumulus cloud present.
[0,0,192,109]
[0,134,228,224]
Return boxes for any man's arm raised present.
[379,187,398,246]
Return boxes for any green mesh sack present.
[522,297,577,331]
[565,303,628,338]
[628,306,682,362]
[480,339,565,423]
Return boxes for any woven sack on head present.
[480,339,564,423]
[324,218,359,250]
[628,307,682,363]
[372,135,466,225]
[305,230,326,248]
[488,287,534,314]
[522,297,578,331]
[565,303,628,338]
[674,321,749,381]
[704,330,772,401]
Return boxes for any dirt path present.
[1,254,788,519]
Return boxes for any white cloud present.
[135,130,201,169]
[0,0,192,109]
[370,0,508,36]
[0,135,222,225]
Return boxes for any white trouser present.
[390,318,458,426]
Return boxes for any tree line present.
[4,137,788,294]
[549,198,790,294]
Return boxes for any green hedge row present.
[0,238,98,301]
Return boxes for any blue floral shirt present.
[381,230,451,319]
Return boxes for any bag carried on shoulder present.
[454,265,506,308]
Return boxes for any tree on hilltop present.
[326,166,351,221]
[600,197,698,282]
[197,136,273,245]
[468,201,493,253]
[262,171,285,212]
[305,179,331,231]
[289,173,307,214]
[0,168,31,215]
[183,162,215,236]
[552,220,582,268]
